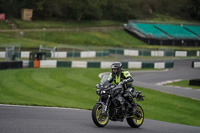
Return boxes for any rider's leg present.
[124,87,137,113]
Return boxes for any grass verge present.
[14,19,124,29]
[0,21,10,29]
[0,68,199,127]
[0,30,199,50]
[165,80,200,89]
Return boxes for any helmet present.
[111,62,122,75]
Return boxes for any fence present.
[1,46,200,62]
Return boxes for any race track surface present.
[0,105,200,133]
[132,59,200,100]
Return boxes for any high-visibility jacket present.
[108,70,133,88]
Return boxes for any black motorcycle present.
[92,74,144,128]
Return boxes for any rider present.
[107,62,136,112]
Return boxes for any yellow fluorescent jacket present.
[108,71,132,84]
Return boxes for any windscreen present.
[100,74,110,85]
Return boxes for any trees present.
[0,0,199,21]
[185,0,200,20]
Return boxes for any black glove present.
[96,84,100,88]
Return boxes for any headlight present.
[101,90,106,94]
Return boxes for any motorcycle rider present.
[107,62,137,113]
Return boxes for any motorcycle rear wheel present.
[92,104,109,127]
[126,104,144,128]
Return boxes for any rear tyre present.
[126,104,144,128]
[92,104,109,127]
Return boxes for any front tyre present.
[92,104,109,127]
[127,104,144,128]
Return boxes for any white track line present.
[156,79,182,86]
[0,104,90,111]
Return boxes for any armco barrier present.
[121,62,128,69]
[27,60,174,69]
[187,50,197,56]
[21,51,30,58]
[175,51,187,57]
[29,60,33,68]
[0,50,199,59]
[109,49,124,55]
[87,62,101,68]
[53,52,67,58]
[124,50,139,56]
[72,61,87,68]
[57,61,72,67]
[192,61,200,68]
[80,51,96,58]
[165,50,175,57]
[0,52,5,58]
[40,60,57,68]
[0,61,23,70]
[128,62,142,69]
[151,51,164,57]
[139,49,151,56]
[142,62,154,68]
[22,60,29,68]
[154,62,165,69]
[165,62,174,68]
[100,62,114,68]
[96,51,109,57]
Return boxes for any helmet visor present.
[112,68,118,73]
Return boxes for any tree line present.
[0,0,199,21]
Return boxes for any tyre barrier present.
[189,79,200,86]
[27,60,174,69]
[0,61,23,70]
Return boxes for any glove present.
[96,84,100,88]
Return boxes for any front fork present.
[96,95,110,115]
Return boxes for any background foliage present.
[0,0,199,21]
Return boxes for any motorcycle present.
[92,74,144,128]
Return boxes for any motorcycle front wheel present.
[127,104,144,128]
[92,104,109,127]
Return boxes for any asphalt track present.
[132,59,200,100]
[0,104,200,133]
[0,59,200,133]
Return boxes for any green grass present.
[0,68,199,127]
[148,13,200,24]
[24,30,147,48]
[0,68,104,109]
[165,80,200,89]
[1,30,199,50]
[1,19,200,50]
[0,32,58,48]
[0,30,147,48]
[14,19,123,29]
[138,87,200,127]
[0,21,10,29]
